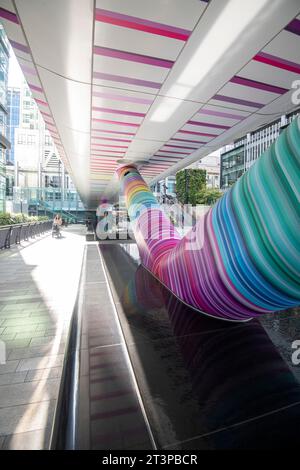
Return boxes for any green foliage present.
[0,212,50,226]
[196,188,223,206]
[176,169,207,205]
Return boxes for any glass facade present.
[7,88,20,163]
[0,25,9,212]
[220,109,300,189]
[220,144,245,189]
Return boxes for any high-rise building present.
[220,109,300,189]
[0,25,10,212]
[5,78,83,217]
[6,87,20,164]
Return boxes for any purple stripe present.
[213,94,264,109]
[158,149,190,155]
[92,90,153,105]
[179,129,218,137]
[93,71,161,89]
[92,128,136,136]
[40,111,53,119]
[28,83,43,93]
[285,18,300,36]
[254,52,300,74]
[92,136,132,143]
[93,45,173,68]
[198,108,246,120]
[230,75,288,95]
[0,7,19,24]
[188,120,230,130]
[92,118,139,127]
[35,98,48,107]
[92,106,145,117]
[9,40,29,54]
[95,8,191,37]
[21,64,37,76]
[164,144,198,150]
[171,137,205,144]
[152,156,181,161]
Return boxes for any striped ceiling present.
[0,0,300,207]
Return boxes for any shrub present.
[0,212,50,225]
[195,188,223,206]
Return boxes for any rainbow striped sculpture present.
[116,117,300,321]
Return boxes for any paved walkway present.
[0,225,86,449]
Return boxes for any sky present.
[8,47,24,88]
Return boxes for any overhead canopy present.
[0,0,300,207]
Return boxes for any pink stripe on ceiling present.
[153,155,181,159]
[95,8,191,41]
[145,165,169,169]
[92,118,139,127]
[171,137,205,144]
[158,150,190,155]
[94,46,174,68]
[35,98,48,107]
[91,165,119,168]
[164,144,199,150]
[92,128,136,136]
[9,40,29,54]
[90,163,119,166]
[188,120,230,130]
[91,144,128,149]
[93,72,161,89]
[21,65,37,76]
[90,167,117,170]
[29,83,43,93]
[0,7,19,24]
[92,137,132,143]
[198,108,246,120]
[91,162,118,165]
[179,130,217,137]
[92,90,153,105]
[44,120,55,126]
[253,52,300,74]
[212,94,264,109]
[230,75,288,94]
[40,111,53,119]
[91,149,125,154]
[92,106,145,117]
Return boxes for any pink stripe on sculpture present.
[116,117,300,321]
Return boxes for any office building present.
[6,86,20,163]
[220,110,300,189]
[0,24,10,212]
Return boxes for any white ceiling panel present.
[1,0,299,207]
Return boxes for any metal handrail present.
[0,220,52,249]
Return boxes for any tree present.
[176,169,206,205]
[196,188,223,205]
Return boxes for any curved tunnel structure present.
[116,117,300,322]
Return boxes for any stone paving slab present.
[0,225,86,449]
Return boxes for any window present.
[45,135,51,146]
[17,134,26,144]
[27,134,35,145]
